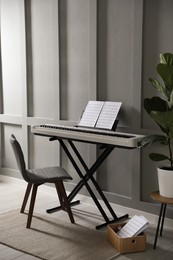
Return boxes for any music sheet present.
[95,101,122,129]
[78,101,104,127]
[117,215,149,238]
[78,101,122,130]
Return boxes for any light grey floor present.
[0,178,173,260]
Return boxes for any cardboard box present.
[107,223,146,253]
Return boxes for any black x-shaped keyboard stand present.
[46,136,129,229]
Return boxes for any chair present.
[9,134,75,228]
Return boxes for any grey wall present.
[1,0,173,219]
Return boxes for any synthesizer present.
[31,124,145,148]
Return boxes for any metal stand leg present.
[153,203,166,249]
[69,141,117,217]
[68,141,129,229]
[160,203,166,236]
[59,139,110,223]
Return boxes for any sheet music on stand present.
[117,215,149,238]
[78,101,122,130]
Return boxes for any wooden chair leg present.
[55,181,75,224]
[26,184,38,228]
[21,183,33,213]
[55,182,65,210]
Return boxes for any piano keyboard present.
[31,124,145,148]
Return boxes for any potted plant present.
[139,52,173,198]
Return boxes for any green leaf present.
[169,90,173,109]
[157,64,173,93]
[149,78,169,98]
[160,53,173,66]
[149,153,170,162]
[150,111,173,134]
[144,97,167,114]
[169,128,173,139]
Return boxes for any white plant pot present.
[157,167,173,198]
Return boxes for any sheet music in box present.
[117,215,149,238]
[78,101,122,130]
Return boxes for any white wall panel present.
[29,133,59,169]
[98,0,134,127]
[59,0,91,121]
[142,0,173,129]
[97,0,136,198]
[1,124,23,169]
[98,149,132,197]
[1,0,23,115]
[27,0,59,118]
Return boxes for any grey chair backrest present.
[9,134,28,182]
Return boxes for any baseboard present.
[1,174,173,228]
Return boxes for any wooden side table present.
[150,191,173,249]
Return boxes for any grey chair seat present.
[27,166,72,184]
[9,134,75,228]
